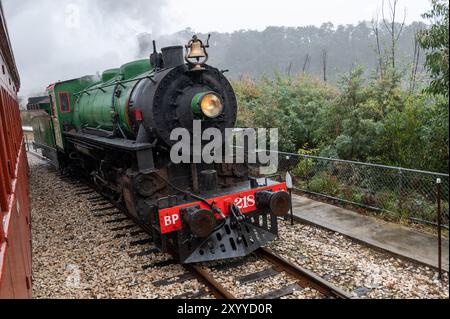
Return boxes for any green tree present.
[418,0,449,97]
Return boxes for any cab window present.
[59,92,71,113]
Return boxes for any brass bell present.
[187,39,206,59]
[185,35,210,70]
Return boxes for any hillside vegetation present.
[233,68,448,173]
[233,0,449,174]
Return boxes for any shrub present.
[308,172,340,196]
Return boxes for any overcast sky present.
[169,0,430,32]
[3,0,431,98]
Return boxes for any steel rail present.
[256,247,352,299]
[26,149,50,162]
[184,264,236,299]
[182,247,352,299]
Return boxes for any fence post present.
[305,156,310,188]
[283,156,290,223]
[436,178,442,280]
[398,168,403,214]
[286,171,294,226]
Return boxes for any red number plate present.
[158,183,287,234]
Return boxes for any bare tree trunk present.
[410,33,420,93]
[372,17,384,79]
[391,0,396,69]
[322,49,328,82]
[286,62,292,78]
[382,0,406,71]
[302,54,311,73]
[413,45,420,87]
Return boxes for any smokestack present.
[161,46,184,69]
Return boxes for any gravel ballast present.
[29,155,449,299]
[268,221,449,299]
[29,156,209,299]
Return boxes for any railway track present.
[28,151,352,299]
[27,149,49,162]
[186,247,351,299]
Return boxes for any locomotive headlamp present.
[255,190,291,216]
[191,92,224,118]
[182,207,217,238]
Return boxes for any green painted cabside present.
[46,76,97,148]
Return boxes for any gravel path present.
[29,155,449,299]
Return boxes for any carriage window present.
[59,92,71,113]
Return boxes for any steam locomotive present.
[31,35,290,263]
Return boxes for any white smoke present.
[2,0,171,99]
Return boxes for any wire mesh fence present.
[247,149,449,229]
